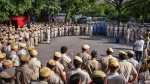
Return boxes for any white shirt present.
[61,54,71,64]
[17,49,28,56]
[29,57,41,80]
[119,60,137,82]
[134,40,145,51]
[128,58,139,69]
[9,51,20,66]
[70,68,91,84]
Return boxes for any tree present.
[61,0,96,22]
[44,0,61,15]
[125,0,150,22]
[11,0,32,15]
[104,0,130,22]
[0,0,14,21]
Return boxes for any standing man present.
[46,27,51,43]
[101,48,117,72]
[118,51,138,83]
[60,46,71,71]
[34,29,39,46]
[30,67,52,84]
[81,44,91,63]
[0,60,16,84]
[81,44,91,70]
[87,50,100,76]
[16,54,34,84]
[127,51,139,70]
[28,49,41,80]
[133,36,145,62]
[105,59,126,84]
[8,44,20,67]
[52,51,66,83]
[69,56,92,84]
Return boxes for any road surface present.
[37,36,132,65]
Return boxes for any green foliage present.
[125,0,150,22]
[44,0,61,15]
[0,0,14,21]
[61,0,96,21]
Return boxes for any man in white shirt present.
[133,36,145,62]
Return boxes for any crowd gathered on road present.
[0,23,150,84]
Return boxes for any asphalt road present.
[37,36,132,65]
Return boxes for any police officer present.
[16,54,34,84]
[46,27,51,43]
[105,59,126,84]
[0,60,16,84]
[81,44,91,63]
[46,60,64,84]
[118,51,138,83]
[31,67,51,84]
[101,48,117,72]
[51,51,66,83]
[92,70,106,84]
[29,49,41,80]
[69,56,92,84]
[8,44,20,67]
[87,50,100,76]
[60,46,72,71]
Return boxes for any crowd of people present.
[0,23,149,84]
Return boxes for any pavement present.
[37,36,132,65]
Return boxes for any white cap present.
[74,56,83,63]
[82,44,90,49]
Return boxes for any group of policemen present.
[0,23,149,84]
[107,23,150,45]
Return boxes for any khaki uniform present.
[46,27,51,43]
[0,67,16,84]
[34,30,39,46]
[101,55,117,72]
[81,52,91,69]
[125,28,131,44]
[40,28,44,42]
[85,24,89,35]
[54,27,58,37]
[30,32,35,47]
[51,28,54,38]
[61,26,65,36]
[24,31,30,47]
[16,64,34,84]
[87,58,100,76]
[55,61,65,74]
[37,29,41,43]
